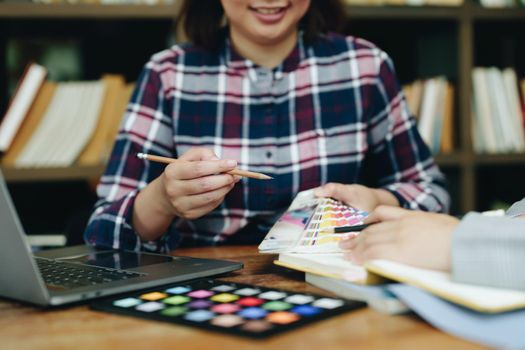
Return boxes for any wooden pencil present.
[136,153,273,180]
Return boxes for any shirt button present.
[266,151,273,159]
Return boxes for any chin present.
[251,27,296,45]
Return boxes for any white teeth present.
[254,8,281,14]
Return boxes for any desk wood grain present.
[0,246,486,350]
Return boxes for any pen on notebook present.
[319,223,371,234]
[136,153,273,180]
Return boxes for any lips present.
[252,7,283,14]
[249,4,290,24]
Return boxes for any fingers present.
[344,243,398,265]
[166,158,238,181]
[338,233,360,250]
[159,148,243,220]
[338,223,396,250]
[364,205,409,224]
[314,183,346,201]
[175,182,235,219]
[174,148,239,180]
[166,172,236,198]
[314,182,344,199]
[179,147,218,161]
[339,222,399,264]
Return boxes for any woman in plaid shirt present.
[84,0,450,252]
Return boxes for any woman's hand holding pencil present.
[137,153,272,180]
[133,148,260,235]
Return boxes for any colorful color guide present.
[289,198,368,253]
[90,279,364,339]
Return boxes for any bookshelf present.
[343,0,525,214]
[1,0,524,237]
[0,3,181,18]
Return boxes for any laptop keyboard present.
[35,257,143,289]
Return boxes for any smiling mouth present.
[249,5,289,15]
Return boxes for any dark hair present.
[179,0,345,51]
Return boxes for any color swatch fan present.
[291,197,368,253]
[258,189,368,254]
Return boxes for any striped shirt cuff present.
[452,212,525,291]
[506,198,525,217]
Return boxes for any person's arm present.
[363,49,449,213]
[84,56,239,253]
[132,148,239,241]
[452,211,525,290]
[340,199,525,290]
[339,206,457,271]
[83,58,175,252]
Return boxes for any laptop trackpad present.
[58,251,174,270]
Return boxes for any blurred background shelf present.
[1,164,105,182]
[0,3,181,18]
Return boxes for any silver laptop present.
[0,170,242,306]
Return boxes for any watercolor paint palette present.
[90,279,364,339]
[259,189,368,254]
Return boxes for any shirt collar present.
[221,27,306,81]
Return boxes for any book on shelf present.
[14,80,106,168]
[425,0,463,5]
[77,75,125,166]
[418,77,442,153]
[1,71,134,169]
[1,82,57,166]
[403,76,454,154]
[403,79,423,120]
[471,67,525,154]
[471,67,497,153]
[440,83,454,154]
[478,0,516,7]
[0,63,47,154]
[492,67,524,152]
[521,79,525,116]
[486,68,513,153]
[502,68,525,151]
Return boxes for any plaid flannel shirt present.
[84,31,449,252]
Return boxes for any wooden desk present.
[0,246,485,350]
